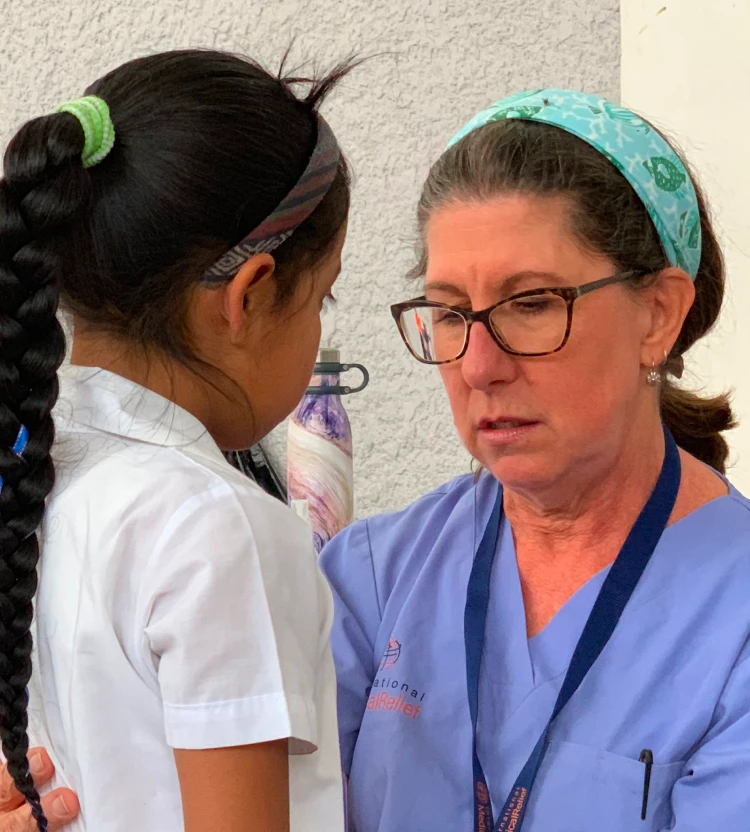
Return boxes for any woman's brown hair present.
[413,118,735,471]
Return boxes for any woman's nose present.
[460,321,519,391]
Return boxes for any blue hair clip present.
[0,425,30,492]
[12,425,29,456]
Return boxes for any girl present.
[0,49,352,832]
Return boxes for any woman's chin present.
[477,450,561,494]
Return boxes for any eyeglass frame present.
[390,271,645,365]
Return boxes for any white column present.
[622,0,750,487]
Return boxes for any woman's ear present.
[639,268,695,366]
[223,254,276,344]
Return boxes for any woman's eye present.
[433,310,463,325]
[510,298,552,315]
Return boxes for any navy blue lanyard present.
[465,428,681,832]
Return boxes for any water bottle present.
[287,348,369,552]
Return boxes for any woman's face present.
[424,194,672,496]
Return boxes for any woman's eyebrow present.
[424,271,566,296]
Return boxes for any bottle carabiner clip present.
[306,362,370,396]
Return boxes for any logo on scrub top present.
[379,638,401,670]
[368,637,427,721]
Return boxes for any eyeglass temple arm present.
[575,272,639,298]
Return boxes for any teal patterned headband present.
[448,89,702,280]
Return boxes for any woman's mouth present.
[477,418,540,445]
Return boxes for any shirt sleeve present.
[141,479,328,753]
[319,519,382,775]
[665,637,750,829]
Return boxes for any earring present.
[646,350,667,386]
[646,364,661,386]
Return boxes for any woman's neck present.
[503,419,728,638]
[504,422,666,562]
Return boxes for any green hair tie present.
[56,96,115,168]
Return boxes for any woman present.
[0,50,352,832]
[321,90,750,831]
[4,90,749,831]
[0,751,78,831]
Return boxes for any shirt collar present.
[56,363,227,464]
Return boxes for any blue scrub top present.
[319,472,750,831]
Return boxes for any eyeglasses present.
[390,272,640,365]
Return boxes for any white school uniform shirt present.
[27,364,344,831]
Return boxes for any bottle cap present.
[318,347,340,364]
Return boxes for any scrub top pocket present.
[525,740,685,831]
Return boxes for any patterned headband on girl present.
[447,89,702,280]
[202,116,341,284]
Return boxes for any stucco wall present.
[0,0,620,516]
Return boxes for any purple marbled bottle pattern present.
[288,372,354,552]
[293,374,353,454]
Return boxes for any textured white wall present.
[1,0,620,517]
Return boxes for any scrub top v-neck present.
[320,472,750,832]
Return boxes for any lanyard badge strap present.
[466,427,681,832]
